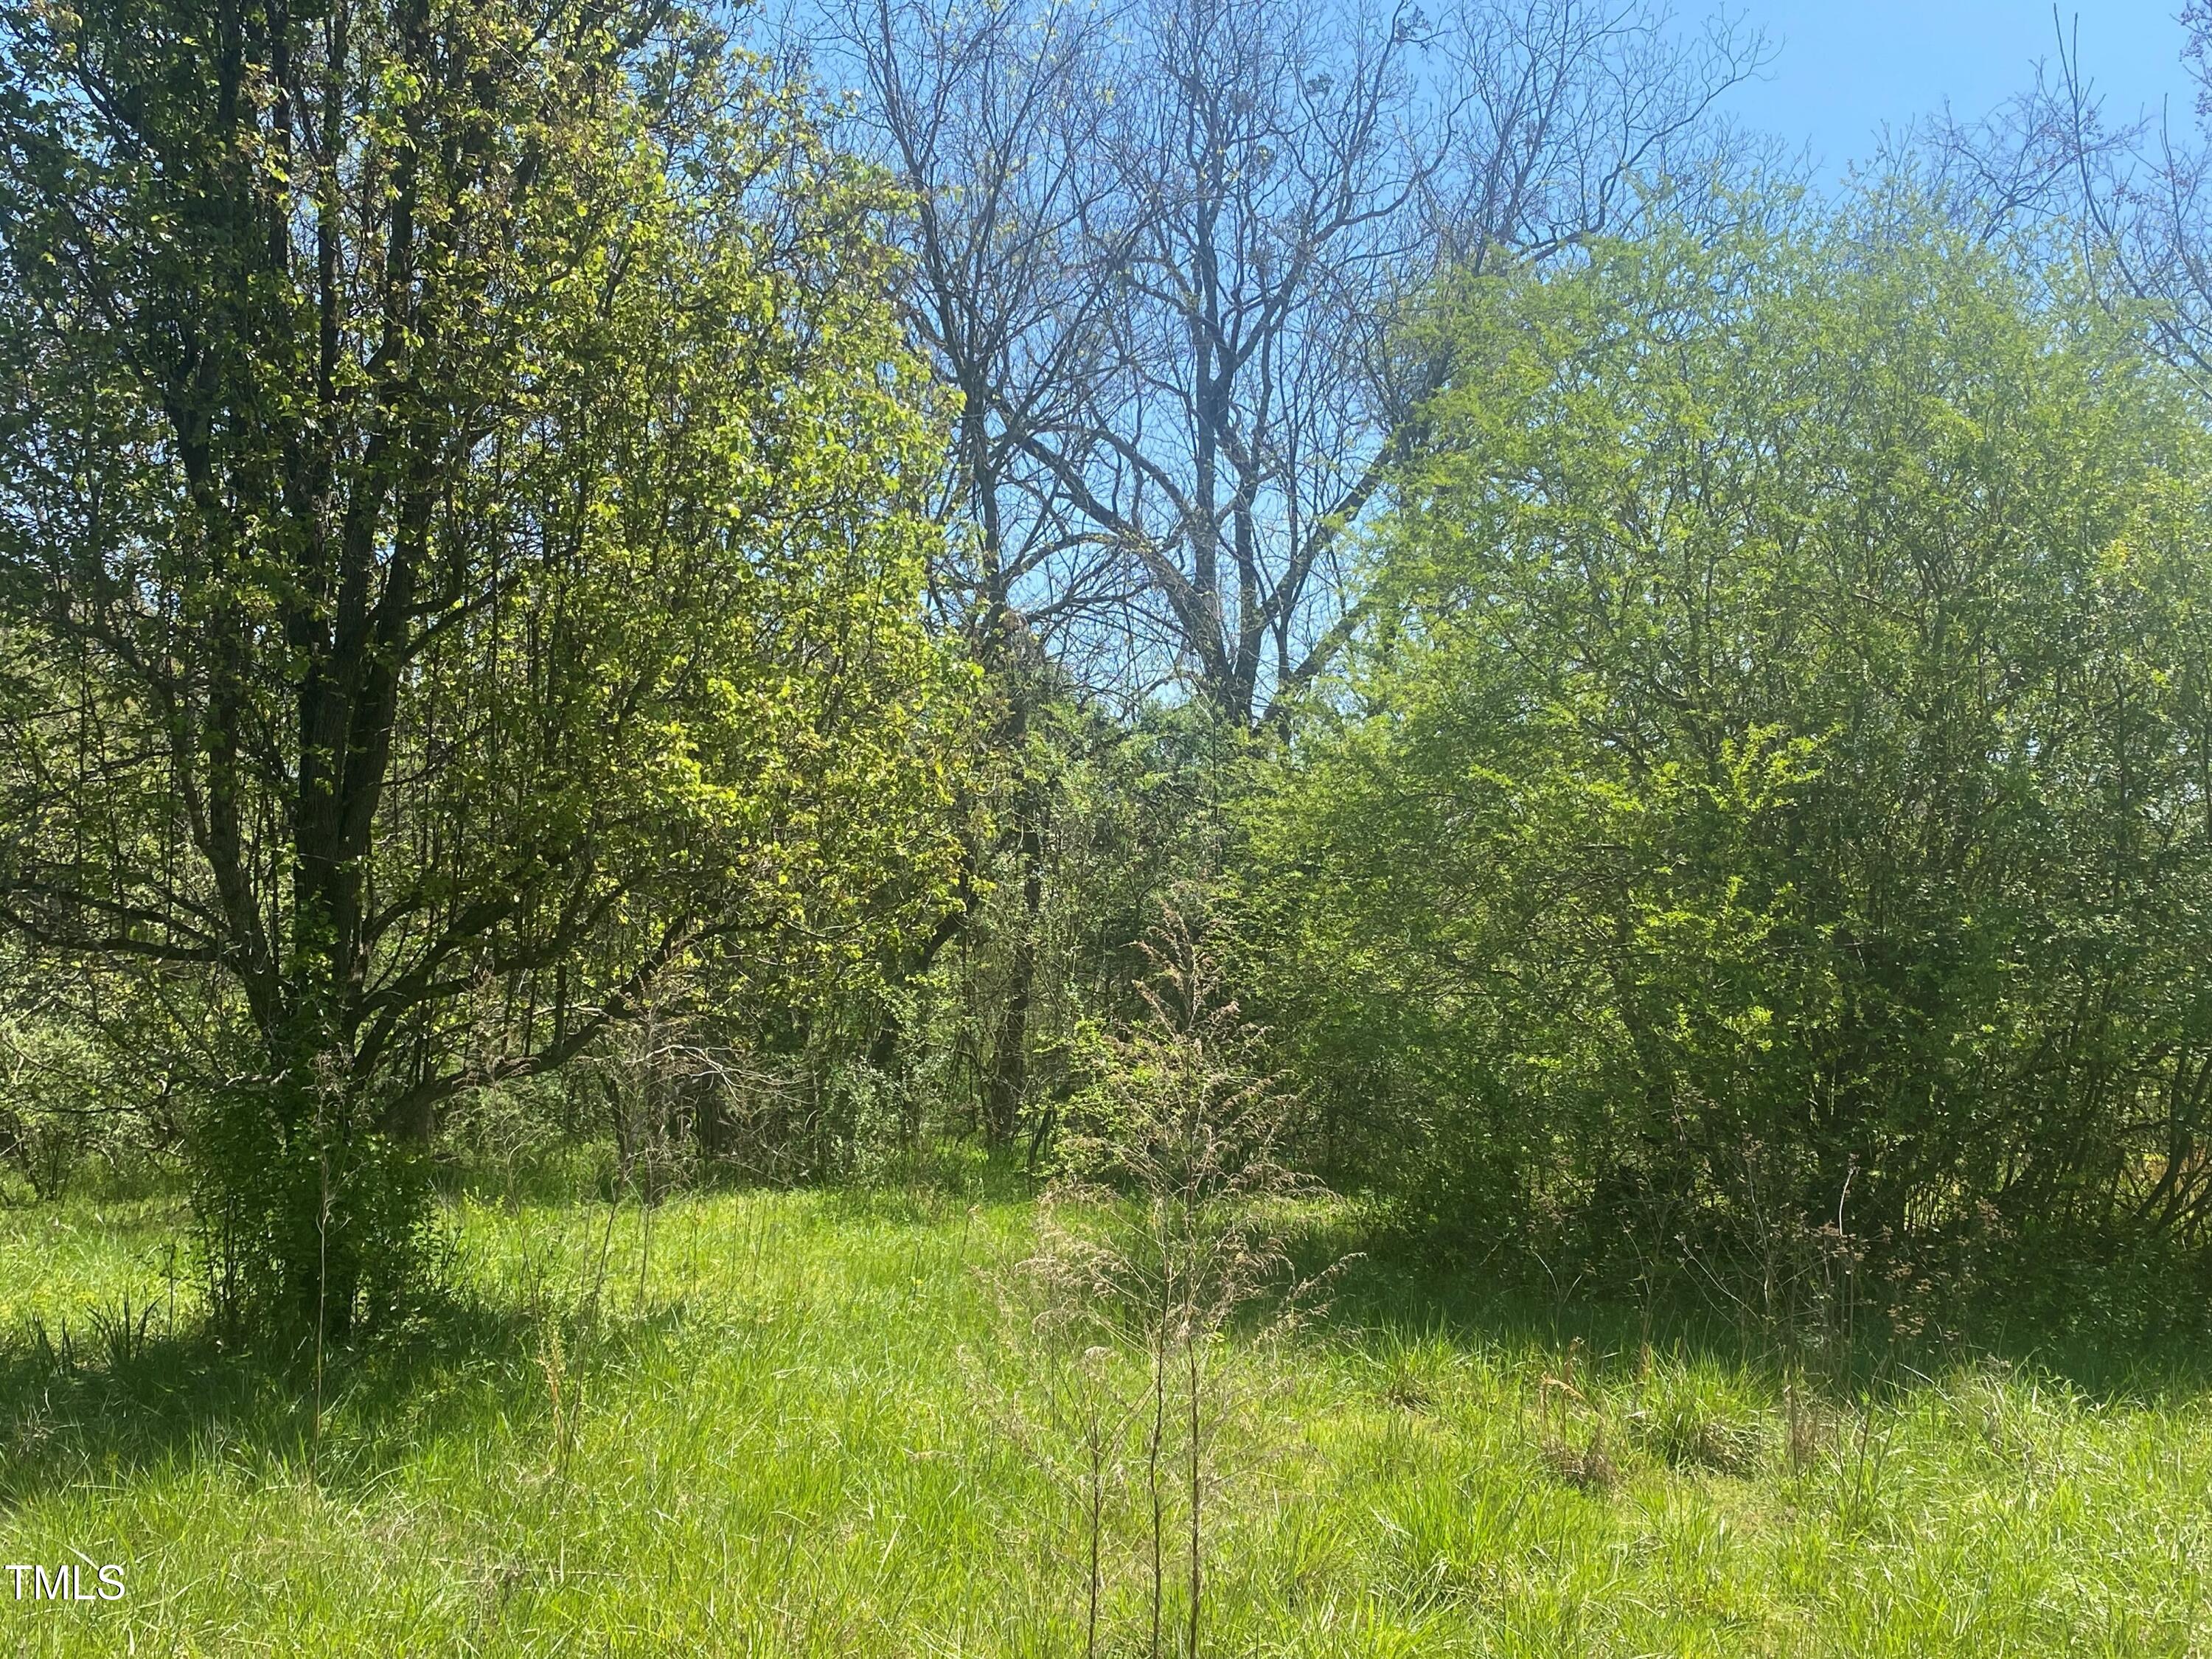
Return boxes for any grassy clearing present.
[0,1178,2209,1655]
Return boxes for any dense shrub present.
[1242,200,2212,1290]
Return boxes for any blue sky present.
[1711,1,2198,181]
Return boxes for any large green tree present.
[0,0,972,1327]
[1245,201,2212,1281]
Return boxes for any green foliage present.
[875,697,1245,1161]
[0,0,975,1331]
[0,1005,119,1202]
[1244,197,2212,1296]
[1052,899,1303,1206]
[0,945,176,1203]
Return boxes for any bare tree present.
[779,0,1140,1144]
[804,0,1770,725]
[2059,4,2212,388]
[808,0,1140,679]
[1913,10,2212,378]
[779,0,1766,1155]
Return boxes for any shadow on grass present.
[0,1284,681,1509]
[1285,1211,2212,1408]
[0,1153,1041,1514]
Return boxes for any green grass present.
[1,1177,2211,1655]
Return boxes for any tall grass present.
[0,1179,2208,1654]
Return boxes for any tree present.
[817,0,1136,679]
[789,0,1764,1158]
[0,0,972,1329]
[810,0,1769,726]
[1920,7,2212,380]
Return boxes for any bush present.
[1242,195,2212,1291]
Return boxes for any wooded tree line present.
[5,0,2212,1336]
